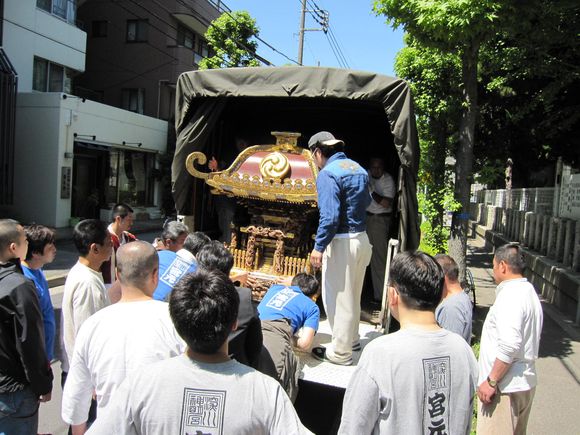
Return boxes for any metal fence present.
[473,187,555,215]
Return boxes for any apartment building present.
[76,0,225,120]
[0,0,227,227]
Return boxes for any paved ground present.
[37,226,580,434]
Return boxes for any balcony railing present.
[207,0,231,13]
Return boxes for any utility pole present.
[298,0,307,65]
[297,2,328,66]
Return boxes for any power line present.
[173,0,276,66]
[123,0,237,68]
[327,26,349,68]
[306,0,326,22]
[198,1,299,65]
[101,59,177,90]
[87,0,236,93]
[325,32,347,68]
[2,17,85,55]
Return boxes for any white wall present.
[3,0,86,92]
[11,93,168,227]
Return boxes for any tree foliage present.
[375,0,579,270]
[474,0,580,186]
[374,0,505,277]
[394,36,462,254]
[199,11,260,69]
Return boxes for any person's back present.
[62,241,185,430]
[258,282,320,335]
[196,240,263,368]
[341,328,476,434]
[87,269,310,435]
[339,251,477,435]
[153,249,196,300]
[62,299,185,419]
[91,353,303,434]
[257,274,320,401]
[435,254,473,343]
[435,291,473,343]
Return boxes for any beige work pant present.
[477,387,536,435]
[322,233,372,364]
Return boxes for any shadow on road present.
[539,312,575,360]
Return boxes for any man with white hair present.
[62,241,185,434]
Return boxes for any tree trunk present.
[432,122,447,230]
[449,41,479,282]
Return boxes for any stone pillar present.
[563,219,575,267]
[541,215,550,255]
[534,214,543,251]
[573,220,580,272]
[555,219,566,262]
[518,211,527,243]
[547,218,559,258]
[526,212,535,247]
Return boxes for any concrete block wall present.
[470,203,580,323]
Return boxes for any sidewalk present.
[45,219,164,288]
[467,234,580,435]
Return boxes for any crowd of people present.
[0,131,543,435]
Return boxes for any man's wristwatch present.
[487,376,498,388]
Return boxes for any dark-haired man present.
[339,251,478,434]
[62,242,185,434]
[308,131,372,366]
[477,244,542,435]
[196,240,262,369]
[101,203,136,285]
[258,273,320,401]
[62,219,112,366]
[88,269,311,434]
[22,224,58,361]
[0,219,53,434]
[434,254,473,343]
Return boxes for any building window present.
[121,88,145,114]
[126,19,148,42]
[33,57,73,93]
[177,25,195,49]
[106,149,155,206]
[36,0,77,25]
[194,37,210,64]
[92,20,108,38]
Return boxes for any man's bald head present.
[116,241,158,289]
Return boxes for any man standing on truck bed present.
[308,131,372,366]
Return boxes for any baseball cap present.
[308,131,345,150]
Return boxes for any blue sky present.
[228,1,405,76]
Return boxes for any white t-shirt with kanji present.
[339,328,478,435]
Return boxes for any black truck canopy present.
[172,66,420,250]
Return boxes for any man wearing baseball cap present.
[308,131,372,365]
